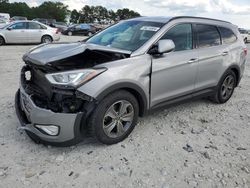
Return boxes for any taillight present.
[244,48,247,56]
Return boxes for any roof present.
[129,16,172,23]
[129,16,231,24]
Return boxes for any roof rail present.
[169,16,231,24]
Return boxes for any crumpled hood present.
[23,42,131,65]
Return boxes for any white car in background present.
[239,28,250,43]
[0,20,60,45]
[0,18,9,28]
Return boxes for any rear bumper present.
[15,88,84,146]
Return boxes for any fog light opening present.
[35,125,59,136]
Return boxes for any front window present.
[160,24,193,51]
[9,22,27,30]
[87,20,164,51]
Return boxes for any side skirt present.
[147,87,216,115]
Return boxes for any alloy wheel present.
[221,75,235,100]
[42,36,52,43]
[103,100,134,138]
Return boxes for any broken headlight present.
[45,68,106,87]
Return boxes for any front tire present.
[0,36,5,46]
[211,70,236,104]
[88,90,139,145]
[244,38,247,43]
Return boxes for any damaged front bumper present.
[15,87,84,146]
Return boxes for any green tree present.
[116,8,140,20]
[93,6,108,23]
[70,9,80,23]
[34,1,69,21]
[0,0,9,3]
[108,10,117,22]
[79,5,94,23]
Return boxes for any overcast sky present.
[10,0,250,28]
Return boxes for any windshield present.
[86,20,164,51]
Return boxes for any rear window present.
[218,27,237,44]
[196,24,221,48]
[28,22,43,29]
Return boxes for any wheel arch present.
[0,34,6,43]
[96,82,148,117]
[221,64,241,87]
[41,34,53,42]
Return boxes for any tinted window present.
[161,24,193,51]
[239,29,248,34]
[9,22,26,30]
[28,22,43,29]
[219,27,237,44]
[80,24,90,29]
[196,24,221,48]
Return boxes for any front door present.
[150,23,198,107]
[5,22,28,43]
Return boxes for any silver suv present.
[15,16,247,146]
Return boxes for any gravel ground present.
[0,35,249,188]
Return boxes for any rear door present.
[5,22,28,43]
[194,24,229,91]
[27,22,45,43]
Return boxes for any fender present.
[221,64,241,86]
[96,82,148,117]
[0,34,6,42]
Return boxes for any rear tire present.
[210,70,236,104]
[88,90,139,145]
[87,32,92,37]
[244,38,247,43]
[41,35,53,43]
[0,36,5,46]
[68,31,73,36]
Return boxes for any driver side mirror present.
[7,27,12,31]
[149,39,175,55]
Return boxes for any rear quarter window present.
[218,27,237,44]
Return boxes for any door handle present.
[222,51,229,56]
[187,58,198,64]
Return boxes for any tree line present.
[0,0,141,23]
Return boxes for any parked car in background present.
[239,28,250,43]
[32,18,56,27]
[10,16,27,22]
[62,23,96,36]
[32,18,48,25]
[0,13,10,21]
[0,20,60,45]
[15,16,247,146]
[47,19,56,27]
[54,22,68,32]
[92,23,105,32]
[0,18,9,28]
